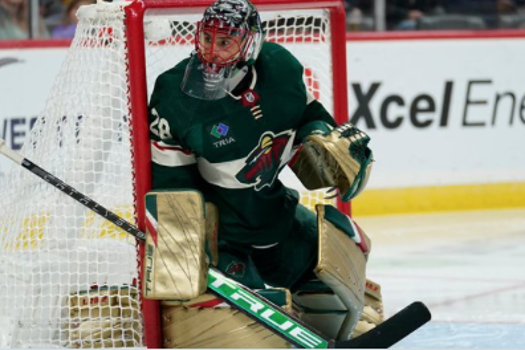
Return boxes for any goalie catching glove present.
[291,122,373,202]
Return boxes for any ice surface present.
[356,208,525,349]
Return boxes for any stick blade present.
[333,301,431,348]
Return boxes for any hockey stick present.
[0,138,431,348]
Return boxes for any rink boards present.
[1,32,525,216]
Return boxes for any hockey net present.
[0,0,348,348]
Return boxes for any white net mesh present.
[0,4,140,349]
[0,2,338,348]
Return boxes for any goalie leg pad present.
[293,281,351,340]
[161,289,293,348]
[143,190,209,300]
[363,279,383,324]
[352,279,385,338]
[292,279,384,341]
[205,202,220,266]
[67,286,141,348]
[312,204,369,340]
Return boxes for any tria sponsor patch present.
[213,136,236,148]
[210,122,230,138]
[209,122,237,148]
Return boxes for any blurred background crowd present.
[346,0,525,31]
[0,0,94,39]
[1,0,525,40]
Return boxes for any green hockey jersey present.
[148,41,336,246]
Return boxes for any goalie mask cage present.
[0,0,349,348]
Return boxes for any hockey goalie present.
[144,0,381,347]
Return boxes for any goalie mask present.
[181,0,264,100]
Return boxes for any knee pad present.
[295,204,371,340]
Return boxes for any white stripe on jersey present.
[198,130,296,190]
[198,157,254,189]
[306,90,316,104]
[151,140,197,167]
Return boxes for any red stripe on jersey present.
[153,141,193,155]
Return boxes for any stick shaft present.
[20,158,147,241]
[0,138,144,240]
[0,138,24,164]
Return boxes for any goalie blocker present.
[142,190,219,300]
[142,190,383,347]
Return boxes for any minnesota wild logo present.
[225,261,246,277]
[236,130,293,191]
